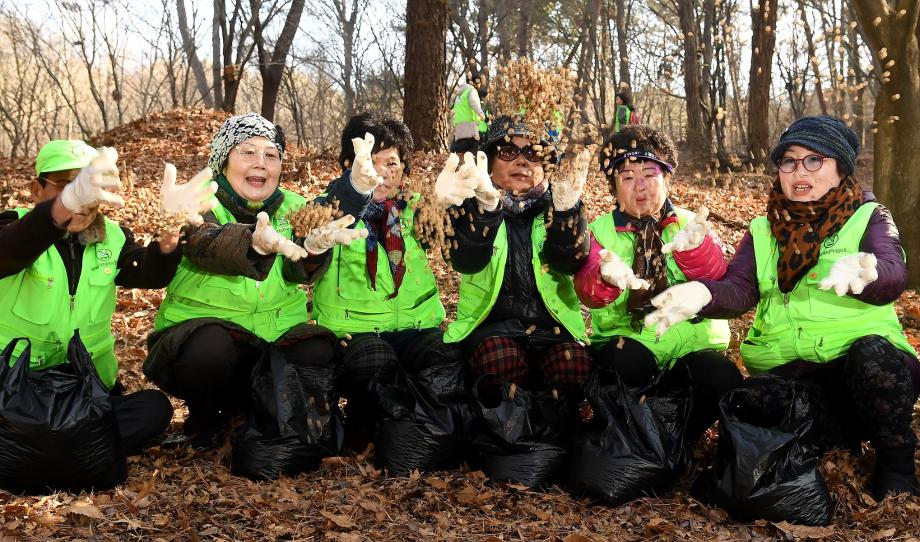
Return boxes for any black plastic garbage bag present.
[692,375,834,526]
[231,347,344,480]
[471,381,570,488]
[374,361,474,475]
[0,334,127,494]
[568,368,692,505]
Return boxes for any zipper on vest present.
[68,238,77,310]
[798,327,803,339]
[783,293,790,307]
[345,309,350,320]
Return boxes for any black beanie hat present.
[770,115,860,176]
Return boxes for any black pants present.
[450,137,479,154]
[336,328,461,423]
[166,324,335,429]
[594,337,743,441]
[110,388,173,454]
[762,335,920,451]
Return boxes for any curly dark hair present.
[338,112,414,174]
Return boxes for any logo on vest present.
[96,248,113,261]
[823,234,839,248]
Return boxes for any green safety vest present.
[453,86,488,132]
[742,201,915,373]
[311,194,445,337]
[155,190,307,342]
[445,213,587,343]
[614,104,633,133]
[0,208,125,388]
[588,208,730,367]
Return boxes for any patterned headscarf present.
[208,113,286,178]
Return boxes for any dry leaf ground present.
[1,109,918,541]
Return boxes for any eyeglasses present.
[235,144,281,165]
[496,143,542,163]
[777,154,825,173]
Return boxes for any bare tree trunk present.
[177,0,215,108]
[213,0,224,106]
[477,0,490,70]
[747,0,778,164]
[846,4,866,144]
[517,1,530,58]
[339,0,358,120]
[253,0,305,121]
[614,0,631,88]
[852,0,920,288]
[797,1,827,115]
[404,0,449,150]
[676,0,707,161]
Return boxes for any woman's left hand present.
[662,206,712,253]
[302,215,369,255]
[551,146,593,211]
[819,252,878,296]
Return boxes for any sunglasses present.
[495,143,542,163]
[777,154,825,173]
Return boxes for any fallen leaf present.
[320,510,356,529]
[563,535,592,542]
[67,502,105,520]
[772,521,835,539]
[870,528,897,541]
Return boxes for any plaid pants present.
[468,336,592,394]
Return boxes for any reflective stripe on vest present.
[311,193,445,337]
[742,201,915,373]
[154,189,308,342]
[588,208,730,367]
[444,213,587,343]
[0,208,125,388]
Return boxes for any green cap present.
[35,140,99,176]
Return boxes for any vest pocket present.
[87,267,118,323]
[12,268,57,324]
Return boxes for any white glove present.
[60,146,124,212]
[818,252,878,296]
[644,281,712,338]
[252,212,309,261]
[302,215,369,255]
[552,146,592,211]
[598,249,650,290]
[160,164,218,226]
[434,153,478,208]
[350,132,384,194]
[662,206,712,253]
[468,151,501,212]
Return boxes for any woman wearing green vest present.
[451,70,489,154]
[437,114,592,401]
[0,139,214,459]
[613,92,639,133]
[312,112,460,449]
[646,115,920,499]
[144,113,367,449]
[573,125,740,442]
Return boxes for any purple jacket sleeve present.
[698,232,760,319]
[852,205,907,305]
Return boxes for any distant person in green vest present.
[313,112,460,450]
[0,139,214,455]
[646,115,920,499]
[451,70,489,154]
[573,125,740,442]
[144,113,367,449]
[435,114,592,402]
[613,92,639,133]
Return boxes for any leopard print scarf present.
[766,176,863,293]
